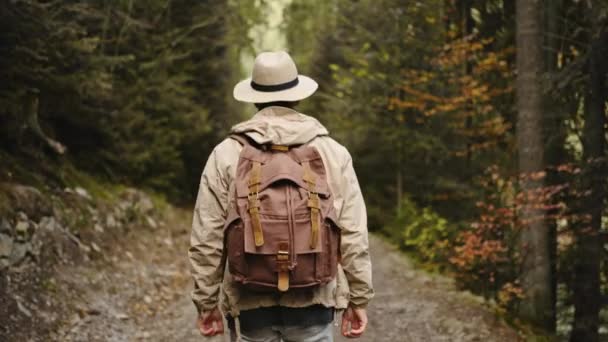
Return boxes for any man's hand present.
[197,307,224,336]
[341,305,368,338]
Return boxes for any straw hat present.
[233,51,318,103]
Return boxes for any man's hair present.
[254,101,299,110]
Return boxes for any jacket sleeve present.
[338,151,374,308]
[188,147,230,314]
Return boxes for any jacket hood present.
[230,106,329,146]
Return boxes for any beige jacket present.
[189,106,373,317]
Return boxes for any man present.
[189,51,373,341]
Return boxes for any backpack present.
[223,134,341,292]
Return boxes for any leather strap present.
[248,161,264,247]
[303,162,320,249]
[270,144,289,152]
[248,161,262,191]
[308,194,320,249]
[278,271,289,292]
[302,161,316,185]
[277,242,290,291]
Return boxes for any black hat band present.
[251,78,299,92]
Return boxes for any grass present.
[0,148,172,227]
[0,148,139,205]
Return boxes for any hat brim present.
[233,75,318,103]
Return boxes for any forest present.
[0,0,607,341]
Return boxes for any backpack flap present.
[242,216,324,255]
[235,152,330,199]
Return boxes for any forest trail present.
[56,209,521,342]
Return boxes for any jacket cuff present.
[192,299,218,316]
[349,302,368,309]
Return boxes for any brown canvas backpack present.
[223,134,341,292]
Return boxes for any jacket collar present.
[231,107,329,146]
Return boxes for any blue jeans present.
[230,322,334,342]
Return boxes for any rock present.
[38,216,63,232]
[135,330,151,339]
[79,243,91,254]
[94,223,105,234]
[121,188,155,214]
[32,216,77,262]
[74,187,92,200]
[88,205,99,216]
[90,242,101,253]
[2,183,51,219]
[136,197,154,214]
[9,241,31,265]
[0,218,11,234]
[16,211,28,221]
[115,312,129,320]
[14,214,36,242]
[118,200,131,212]
[16,298,32,318]
[106,215,117,229]
[145,216,157,229]
[143,295,152,304]
[63,230,91,255]
[66,313,83,332]
[65,230,81,245]
[0,233,13,258]
[14,221,30,242]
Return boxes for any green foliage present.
[385,195,455,267]
[0,0,250,202]
[402,207,452,264]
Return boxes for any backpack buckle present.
[277,242,290,291]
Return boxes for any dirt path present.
[56,209,521,342]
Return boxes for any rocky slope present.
[0,182,164,341]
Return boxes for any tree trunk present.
[515,0,554,331]
[22,89,66,155]
[542,0,565,333]
[457,0,473,179]
[569,26,608,342]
